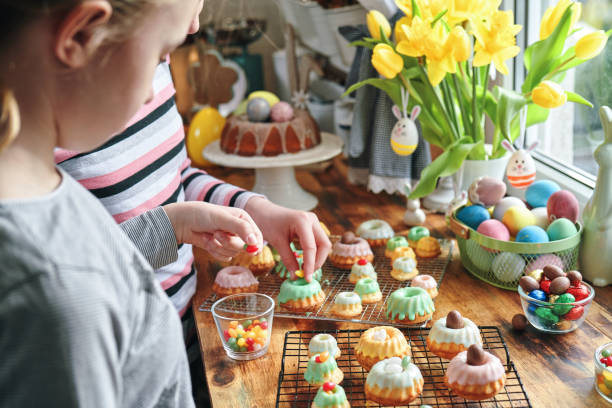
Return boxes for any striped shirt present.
[56,62,260,316]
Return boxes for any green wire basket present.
[449,208,582,291]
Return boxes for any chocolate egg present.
[516,225,549,243]
[341,231,357,244]
[543,264,566,280]
[547,218,577,241]
[270,101,294,122]
[519,275,540,293]
[457,205,490,230]
[502,206,537,236]
[477,219,510,241]
[547,190,579,223]
[528,269,544,282]
[466,240,495,271]
[512,314,528,331]
[466,344,487,366]
[531,207,550,229]
[567,270,582,283]
[246,97,271,122]
[493,197,526,221]
[549,276,571,295]
[468,176,506,208]
[525,180,560,208]
[525,254,565,274]
[446,310,464,329]
[492,252,525,283]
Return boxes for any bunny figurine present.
[581,106,612,287]
[390,87,420,156]
[502,140,537,189]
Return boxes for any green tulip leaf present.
[349,40,376,49]
[566,91,593,108]
[494,86,527,143]
[526,103,550,127]
[343,78,402,107]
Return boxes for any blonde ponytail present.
[0,89,20,153]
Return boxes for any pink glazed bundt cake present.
[212,266,259,298]
[329,232,374,269]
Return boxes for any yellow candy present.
[253,325,262,333]
[228,328,237,338]
[258,330,268,338]
[246,331,255,339]
[295,270,304,278]
[237,328,246,336]
[603,370,612,382]
[248,91,279,107]
[237,338,246,347]
[598,382,611,395]
[255,337,265,346]
[253,319,260,325]
[229,321,239,329]
[318,351,329,362]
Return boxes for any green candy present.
[553,293,575,316]
[240,346,248,352]
[260,317,267,322]
[535,307,559,325]
[227,337,236,347]
[603,349,612,358]
[243,319,252,328]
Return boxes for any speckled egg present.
[492,197,526,221]
[525,180,560,208]
[492,252,526,283]
[547,190,579,223]
[466,239,495,271]
[547,218,578,241]
[269,101,294,123]
[246,97,271,122]
[525,254,565,275]
[468,176,507,208]
[516,225,550,243]
[457,205,490,230]
[476,219,510,241]
[502,206,537,236]
[530,207,550,229]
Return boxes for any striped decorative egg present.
[506,150,536,188]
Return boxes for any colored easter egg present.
[525,254,565,274]
[547,190,579,223]
[516,225,549,243]
[186,106,226,167]
[466,239,495,271]
[492,252,525,283]
[248,90,279,107]
[456,205,490,230]
[468,176,507,208]
[269,101,294,122]
[492,197,526,221]
[530,207,549,229]
[246,98,271,122]
[477,219,510,241]
[502,206,537,236]
[525,180,560,208]
[547,218,577,241]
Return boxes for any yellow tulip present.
[447,26,471,62]
[539,0,581,40]
[394,16,412,43]
[372,44,404,79]
[532,81,567,109]
[367,10,391,40]
[575,30,608,60]
[472,10,521,75]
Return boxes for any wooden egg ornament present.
[457,205,490,230]
[525,254,565,274]
[246,97,271,122]
[531,207,550,229]
[186,106,226,167]
[525,180,561,208]
[547,190,579,223]
[468,176,507,208]
[502,206,536,236]
[477,219,510,241]
[466,239,495,271]
[547,218,578,241]
[492,252,526,283]
[502,140,537,189]
[516,225,549,243]
[493,197,526,221]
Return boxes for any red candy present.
[357,258,367,266]
[246,244,258,253]
[246,337,254,346]
[604,356,612,367]
[540,279,551,294]
[323,382,336,392]
[247,345,254,352]
[260,321,268,330]
[564,305,584,320]
[223,330,230,341]
[567,284,589,301]
[293,251,300,257]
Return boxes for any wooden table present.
[192,157,612,408]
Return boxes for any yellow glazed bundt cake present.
[390,246,416,262]
[354,326,411,372]
[427,310,482,360]
[415,236,441,258]
[364,356,424,406]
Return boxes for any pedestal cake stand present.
[203,132,343,210]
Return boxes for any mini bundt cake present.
[385,236,410,258]
[212,266,259,298]
[354,326,411,372]
[330,232,374,269]
[444,344,506,401]
[390,246,416,262]
[356,219,394,247]
[354,278,382,304]
[274,248,322,281]
[304,352,344,387]
[427,310,482,360]
[312,382,350,408]
[410,274,438,298]
[309,334,341,359]
[364,356,424,406]
[415,236,441,258]
[391,256,419,281]
[331,292,363,318]
[408,226,430,248]
[231,245,275,276]
[349,259,377,284]
[278,277,325,312]
[386,287,434,324]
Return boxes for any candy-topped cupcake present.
[427,310,482,359]
[349,258,377,284]
[330,232,374,270]
[304,352,344,387]
[311,382,350,408]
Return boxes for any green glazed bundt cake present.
[386,287,434,324]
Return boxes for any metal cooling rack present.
[276,327,531,407]
[199,239,453,326]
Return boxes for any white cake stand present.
[203,132,343,211]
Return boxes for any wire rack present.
[199,239,453,326]
[276,327,532,407]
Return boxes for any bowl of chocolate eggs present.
[517,266,594,333]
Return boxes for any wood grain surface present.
[192,156,612,408]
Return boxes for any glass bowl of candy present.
[595,342,612,404]
[517,275,594,334]
[211,293,274,360]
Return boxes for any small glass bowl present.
[595,342,612,404]
[211,293,274,360]
[517,281,595,334]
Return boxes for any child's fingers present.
[312,221,332,270]
[191,232,239,259]
[214,208,263,248]
[294,220,317,282]
[213,231,246,253]
[276,243,300,279]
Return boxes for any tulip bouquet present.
[347,0,610,198]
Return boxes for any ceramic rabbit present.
[390,88,420,156]
[502,140,537,189]
[580,106,612,287]
[403,182,425,226]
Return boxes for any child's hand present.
[244,197,331,282]
[164,202,263,262]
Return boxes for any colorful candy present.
[223,317,269,352]
[323,382,336,393]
